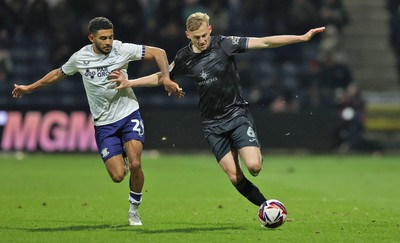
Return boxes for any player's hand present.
[303,27,325,41]
[108,70,130,90]
[12,84,31,98]
[163,78,185,98]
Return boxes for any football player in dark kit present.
[109,12,324,207]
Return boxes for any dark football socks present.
[234,176,267,206]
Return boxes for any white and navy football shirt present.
[61,40,144,126]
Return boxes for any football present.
[258,199,287,228]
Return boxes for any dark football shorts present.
[94,110,145,162]
[203,110,260,162]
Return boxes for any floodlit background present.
[1,0,399,153]
[1,1,400,242]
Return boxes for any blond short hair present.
[186,12,210,32]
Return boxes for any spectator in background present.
[111,0,144,42]
[157,0,184,27]
[319,25,342,60]
[227,0,244,34]
[66,0,93,16]
[320,0,349,34]
[138,0,159,44]
[23,0,53,40]
[269,90,300,113]
[290,0,321,34]
[4,0,29,38]
[299,59,323,110]
[87,0,112,19]
[300,59,322,89]
[156,0,185,53]
[264,0,292,35]
[249,74,284,109]
[182,0,208,22]
[0,45,13,99]
[207,1,230,34]
[387,0,400,85]
[302,82,323,110]
[158,21,186,60]
[0,0,16,41]
[387,0,400,16]
[241,0,269,36]
[320,54,352,89]
[49,0,79,68]
[336,83,382,152]
[4,0,348,121]
[0,47,13,82]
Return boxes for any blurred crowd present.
[387,0,400,85]
[0,0,353,110]
[1,0,385,151]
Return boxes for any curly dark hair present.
[88,17,113,34]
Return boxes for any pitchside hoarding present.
[0,110,97,152]
[0,109,337,152]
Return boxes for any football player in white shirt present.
[12,17,183,226]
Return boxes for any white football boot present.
[128,211,142,226]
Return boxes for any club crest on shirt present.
[208,51,217,59]
[101,147,109,158]
[227,36,240,45]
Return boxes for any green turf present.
[0,153,399,242]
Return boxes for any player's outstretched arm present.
[108,70,185,98]
[109,70,162,88]
[247,27,325,50]
[12,68,66,98]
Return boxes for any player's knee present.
[110,173,124,183]
[248,162,262,177]
[129,161,142,172]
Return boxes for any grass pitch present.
[0,153,399,242]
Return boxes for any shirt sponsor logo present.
[200,69,210,80]
[198,69,218,86]
[84,67,111,79]
[85,69,96,79]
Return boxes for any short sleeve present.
[61,52,79,76]
[120,43,145,61]
[170,54,186,80]
[220,36,249,56]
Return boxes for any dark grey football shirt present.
[170,35,249,126]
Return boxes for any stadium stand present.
[1,0,398,151]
